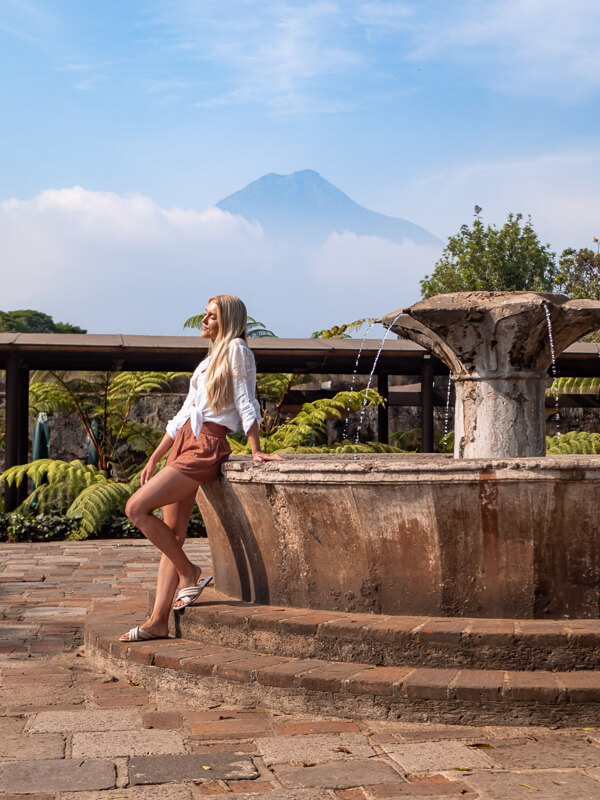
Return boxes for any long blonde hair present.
[205,295,248,412]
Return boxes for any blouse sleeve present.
[229,339,262,434]
[165,367,199,440]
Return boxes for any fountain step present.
[86,608,600,726]
[165,588,600,672]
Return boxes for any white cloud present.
[0,187,436,336]
[403,0,600,96]
[147,1,362,113]
[409,149,600,252]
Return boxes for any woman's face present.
[201,302,220,341]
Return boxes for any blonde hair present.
[205,295,248,412]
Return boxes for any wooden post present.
[377,373,389,444]
[421,355,434,452]
[4,352,29,510]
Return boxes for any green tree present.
[0,309,86,333]
[555,244,600,300]
[420,207,557,298]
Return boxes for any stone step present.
[86,608,600,727]
[166,588,600,671]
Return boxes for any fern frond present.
[66,481,135,539]
[547,377,600,397]
[546,431,600,454]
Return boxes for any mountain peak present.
[217,171,441,247]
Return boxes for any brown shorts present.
[166,420,231,483]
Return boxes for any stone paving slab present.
[0,758,116,793]
[463,769,600,799]
[27,708,140,732]
[275,758,403,789]
[381,741,493,772]
[129,752,259,784]
[60,788,195,800]
[0,732,65,761]
[205,791,332,800]
[484,735,600,769]
[258,733,374,766]
[71,729,186,758]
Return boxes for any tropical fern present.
[29,370,184,476]
[0,459,137,539]
[66,481,136,540]
[184,314,276,337]
[546,431,600,454]
[229,388,385,453]
[547,377,600,397]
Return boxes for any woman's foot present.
[173,565,209,609]
[119,620,169,642]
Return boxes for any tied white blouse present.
[166,338,262,440]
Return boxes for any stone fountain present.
[196,292,600,619]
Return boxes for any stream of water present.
[341,321,376,442]
[352,313,403,456]
[543,302,561,442]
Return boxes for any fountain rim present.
[221,452,600,483]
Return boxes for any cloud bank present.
[0,187,438,336]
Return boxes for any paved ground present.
[1,540,600,799]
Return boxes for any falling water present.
[341,321,376,442]
[543,302,561,442]
[353,313,403,456]
[443,372,453,439]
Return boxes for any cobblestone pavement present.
[1,540,600,799]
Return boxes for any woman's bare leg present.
[149,493,198,625]
[120,482,198,640]
[125,466,202,590]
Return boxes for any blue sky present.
[2,1,599,335]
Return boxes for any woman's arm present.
[140,432,175,485]
[246,420,283,463]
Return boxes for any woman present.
[120,295,281,642]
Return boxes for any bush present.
[0,512,82,543]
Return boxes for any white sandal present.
[173,576,213,610]
[119,626,167,643]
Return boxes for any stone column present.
[381,292,600,459]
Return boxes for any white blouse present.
[166,338,262,440]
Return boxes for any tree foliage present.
[311,319,373,339]
[420,207,556,298]
[0,309,86,333]
[555,246,600,300]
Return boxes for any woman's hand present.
[253,450,283,463]
[140,458,159,485]
[246,421,282,464]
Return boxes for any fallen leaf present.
[202,765,212,770]
[467,743,493,749]
[520,784,539,791]
[217,779,231,791]
[332,746,351,753]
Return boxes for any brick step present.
[85,610,600,727]
[165,589,600,671]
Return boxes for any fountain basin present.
[196,454,600,619]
